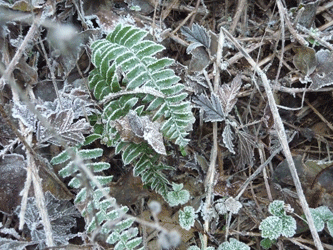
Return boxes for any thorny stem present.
[221,27,324,250]
[203,27,224,248]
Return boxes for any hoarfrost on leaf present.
[268,200,286,217]
[217,238,250,250]
[310,207,326,232]
[192,93,225,122]
[280,215,296,238]
[179,206,196,230]
[214,198,228,215]
[181,24,211,54]
[236,130,256,169]
[259,216,283,240]
[0,237,33,250]
[15,191,81,249]
[222,124,235,154]
[224,197,242,214]
[37,109,92,146]
[218,75,242,116]
[166,183,190,206]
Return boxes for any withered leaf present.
[37,109,92,146]
[192,93,224,122]
[310,49,333,90]
[236,130,256,169]
[218,74,242,116]
[222,123,235,154]
[115,111,167,155]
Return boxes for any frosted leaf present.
[310,49,333,90]
[179,206,196,230]
[236,130,256,169]
[12,102,37,131]
[201,202,218,222]
[310,208,325,232]
[181,24,211,54]
[141,116,166,155]
[280,215,296,238]
[313,206,333,221]
[217,238,250,250]
[259,216,283,240]
[188,246,201,250]
[222,124,235,154]
[214,198,228,215]
[218,75,242,116]
[167,183,190,206]
[268,200,286,217]
[15,191,81,249]
[37,109,92,146]
[186,72,209,94]
[192,93,225,122]
[54,87,100,119]
[327,218,333,237]
[225,197,242,214]
[115,111,167,155]
[0,237,33,250]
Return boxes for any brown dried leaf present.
[37,109,92,146]
[218,74,242,116]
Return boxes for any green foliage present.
[51,148,143,249]
[88,24,195,197]
[89,24,194,147]
[166,183,190,206]
[310,206,333,237]
[217,238,250,250]
[179,206,196,230]
[259,200,296,241]
[260,238,275,249]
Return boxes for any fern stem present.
[100,87,165,105]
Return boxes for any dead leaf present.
[37,109,92,146]
[310,49,333,90]
[115,111,167,155]
[293,46,317,76]
[0,154,27,215]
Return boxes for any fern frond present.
[89,24,195,148]
[51,148,143,249]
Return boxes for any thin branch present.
[203,26,224,248]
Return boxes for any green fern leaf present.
[89,24,194,148]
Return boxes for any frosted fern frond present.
[89,24,195,148]
[119,141,173,196]
[51,148,143,249]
